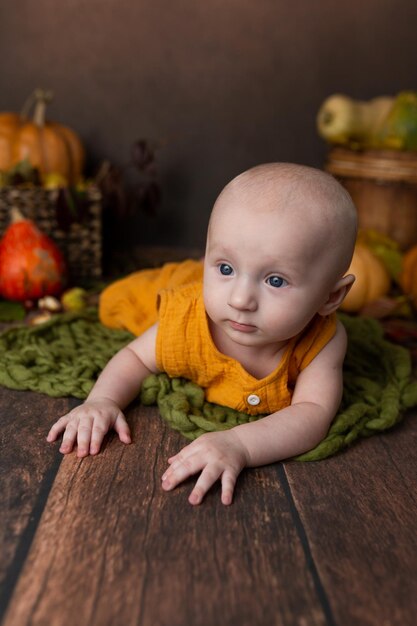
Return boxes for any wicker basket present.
[0,186,102,283]
[325,147,417,251]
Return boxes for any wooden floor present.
[0,387,416,626]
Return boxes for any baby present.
[47,163,357,505]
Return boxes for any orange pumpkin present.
[0,208,66,301]
[399,245,417,308]
[340,242,391,312]
[0,89,85,185]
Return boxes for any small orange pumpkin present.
[340,242,391,312]
[0,89,85,185]
[0,208,66,301]
[399,245,417,308]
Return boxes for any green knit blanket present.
[0,309,416,461]
[0,309,133,398]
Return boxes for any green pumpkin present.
[378,91,417,151]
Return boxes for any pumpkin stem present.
[20,89,54,127]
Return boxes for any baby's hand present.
[161,430,249,506]
[46,399,131,457]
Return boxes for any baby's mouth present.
[228,320,257,333]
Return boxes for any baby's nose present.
[228,280,258,311]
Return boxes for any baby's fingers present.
[220,470,237,506]
[189,468,238,506]
[162,452,202,491]
[87,411,129,455]
[46,415,71,442]
[113,413,131,445]
[59,421,80,454]
[77,417,94,457]
[188,465,223,506]
[89,418,113,455]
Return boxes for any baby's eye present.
[266,275,287,288]
[219,263,234,276]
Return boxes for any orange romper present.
[99,260,337,415]
[156,283,337,416]
[99,259,204,335]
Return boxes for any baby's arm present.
[230,320,347,465]
[162,320,347,505]
[47,323,159,457]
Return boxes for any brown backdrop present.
[1,0,417,263]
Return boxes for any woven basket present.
[0,186,102,283]
[325,147,417,250]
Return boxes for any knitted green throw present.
[0,309,133,398]
[0,310,416,460]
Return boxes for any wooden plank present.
[377,410,417,491]
[3,404,330,626]
[283,413,417,626]
[0,388,78,617]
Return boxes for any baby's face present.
[203,195,342,352]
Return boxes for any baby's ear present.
[318,274,355,316]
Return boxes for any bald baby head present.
[208,162,357,280]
